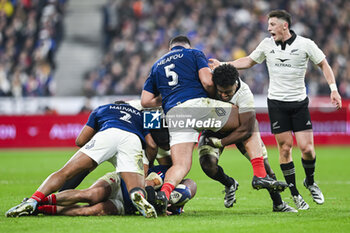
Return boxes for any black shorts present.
[267,97,312,134]
[149,119,170,150]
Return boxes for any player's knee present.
[84,188,105,205]
[200,155,218,177]
[174,158,192,173]
[300,144,314,158]
[279,142,292,158]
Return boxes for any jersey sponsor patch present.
[215,107,226,117]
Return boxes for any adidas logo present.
[270,50,275,53]
[306,120,311,126]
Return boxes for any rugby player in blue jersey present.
[141,35,287,214]
[6,101,158,218]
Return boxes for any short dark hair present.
[212,64,239,87]
[114,100,126,105]
[268,10,292,28]
[169,35,191,48]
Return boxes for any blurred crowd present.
[0,0,66,97]
[1,0,349,98]
[84,0,350,98]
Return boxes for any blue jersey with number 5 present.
[86,103,149,143]
[143,46,209,113]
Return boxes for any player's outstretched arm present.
[209,57,257,71]
[317,58,342,109]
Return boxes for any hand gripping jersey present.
[143,45,209,113]
[86,103,149,144]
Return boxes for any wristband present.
[329,83,338,92]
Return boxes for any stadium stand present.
[0,0,67,97]
[82,0,350,98]
[1,0,349,98]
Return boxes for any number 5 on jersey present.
[164,64,178,86]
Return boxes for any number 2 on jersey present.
[164,64,178,86]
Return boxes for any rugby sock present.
[38,205,57,215]
[31,191,46,203]
[145,186,156,205]
[160,183,175,200]
[251,156,267,178]
[280,162,299,196]
[212,166,236,187]
[265,173,283,206]
[42,194,56,205]
[302,158,316,185]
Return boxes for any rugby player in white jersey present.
[209,10,342,210]
[199,64,296,212]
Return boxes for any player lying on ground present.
[141,35,288,215]
[6,101,158,218]
[199,64,296,212]
[31,165,196,216]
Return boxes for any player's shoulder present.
[254,37,275,51]
[260,37,275,45]
[294,35,315,46]
[230,79,254,107]
[186,47,205,56]
[236,79,253,96]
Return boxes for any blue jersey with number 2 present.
[86,103,149,143]
[143,46,209,113]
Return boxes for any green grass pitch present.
[1,146,350,233]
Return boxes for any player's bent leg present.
[57,201,120,216]
[165,142,195,189]
[59,170,91,191]
[5,152,97,218]
[199,155,219,178]
[56,180,111,206]
[38,151,97,196]
[155,142,195,215]
[240,133,287,191]
[121,172,157,218]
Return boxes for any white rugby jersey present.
[249,32,325,101]
[229,79,255,113]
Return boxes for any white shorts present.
[166,98,232,146]
[98,172,125,215]
[79,128,144,175]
